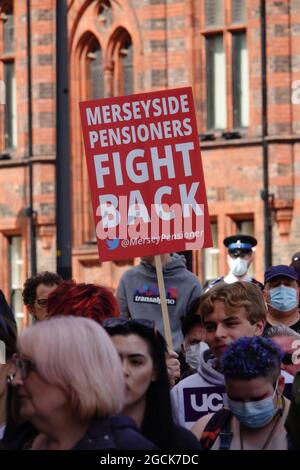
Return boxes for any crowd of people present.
[0,238,300,451]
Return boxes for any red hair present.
[47,280,119,324]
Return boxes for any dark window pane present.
[232,0,246,23]
[120,39,133,96]
[232,31,249,128]
[88,43,104,99]
[206,35,227,130]
[205,0,224,27]
[3,11,14,53]
[85,40,103,241]
[235,219,254,236]
[4,61,17,149]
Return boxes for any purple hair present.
[221,336,283,380]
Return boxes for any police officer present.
[208,234,263,289]
[290,252,300,285]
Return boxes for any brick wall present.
[0,0,56,317]
[1,0,300,315]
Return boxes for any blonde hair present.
[200,281,267,324]
[17,316,125,420]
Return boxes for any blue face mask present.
[269,285,298,312]
[227,382,278,428]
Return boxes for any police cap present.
[223,234,257,254]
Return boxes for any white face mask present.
[185,342,202,370]
[228,257,249,277]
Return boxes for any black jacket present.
[1,415,157,450]
[73,415,157,450]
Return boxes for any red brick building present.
[0,0,299,326]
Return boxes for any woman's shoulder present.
[190,413,215,439]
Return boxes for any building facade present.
[0,0,300,326]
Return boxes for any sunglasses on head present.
[103,317,155,331]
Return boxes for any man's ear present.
[253,319,266,336]
[181,343,186,356]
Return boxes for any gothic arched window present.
[110,29,133,97]
[86,38,104,100]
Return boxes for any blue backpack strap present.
[200,408,232,450]
[219,419,233,450]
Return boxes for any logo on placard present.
[106,238,120,250]
[133,285,177,306]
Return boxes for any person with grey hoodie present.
[116,253,202,353]
[171,344,225,429]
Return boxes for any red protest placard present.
[79,87,212,261]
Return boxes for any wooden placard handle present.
[154,255,173,350]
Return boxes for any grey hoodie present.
[171,347,225,429]
[116,253,202,351]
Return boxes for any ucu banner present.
[183,386,227,422]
